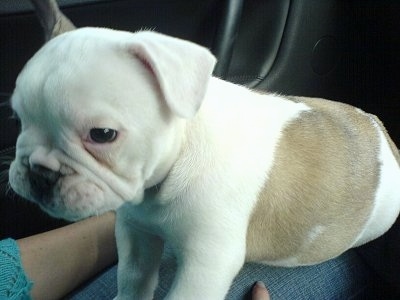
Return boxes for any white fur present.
[308,225,326,243]
[353,128,400,246]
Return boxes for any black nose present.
[28,164,61,200]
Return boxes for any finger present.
[252,281,270,300]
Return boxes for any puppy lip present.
[28,166,59,202]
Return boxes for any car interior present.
[1,0,399,298]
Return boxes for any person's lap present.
[70,248,374,299]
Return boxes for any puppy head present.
[9,28,216,221]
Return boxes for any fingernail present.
[256,281,266,289]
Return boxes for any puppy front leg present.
[165,236,246,300]
[114,212,163,300]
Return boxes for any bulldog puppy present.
[9,28,400,299]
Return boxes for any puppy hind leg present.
[114,215,164,300]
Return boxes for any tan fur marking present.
[246,97,382,265]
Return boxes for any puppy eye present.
[89,128,118,143]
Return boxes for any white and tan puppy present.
[9,27,400,299]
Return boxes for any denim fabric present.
[70,248,373,300]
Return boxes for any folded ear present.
[30,0,76,41]
[126,31,217,119]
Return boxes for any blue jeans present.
[69,248,374,299]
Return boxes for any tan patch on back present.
[246,97,382,265]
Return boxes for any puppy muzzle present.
[28,164,61,203]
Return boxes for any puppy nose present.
[28,164,61,200]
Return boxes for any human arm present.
[14,210,269,300]
[17,211,116,300]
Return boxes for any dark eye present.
[89,128,118,143]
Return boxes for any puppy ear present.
[128,31,217,118]
[30,0,76,41]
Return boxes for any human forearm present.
[17,212,117,300]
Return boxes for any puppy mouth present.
[10,151,128,220]
[28,164,74,204]
[28,165,61,203]
[20,161,90,217]
[27,171,109,221]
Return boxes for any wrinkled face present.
[8,32,180,221]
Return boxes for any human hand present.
[252,281,270,300]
